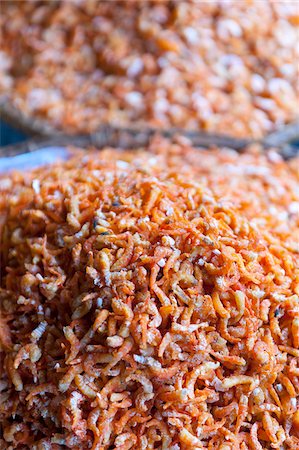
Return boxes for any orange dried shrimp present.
[0,138,298,449]
[1,1,298,137]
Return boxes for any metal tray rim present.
[1,98,298,153]
[1,127,298,163]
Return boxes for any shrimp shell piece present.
[185,362,220,398]
[92,309,109,332]
[103,338,133,374]
[107,335,124,348]
[212,292,230,318]
[74,374,98,399]
[209,350,246,366]
[87,407,101,437]
[30,321,47,342]
[278,345,299,357]
[150,264,171,306]
[278,373,297,398]
[220,375,256,390]
[262,411,278,443]
[233,290,245,322]
[98,249,111,286]
[111,298,133,321]
[111,234,133,271]
[126,373,153,394]
[219,317,240,343]
[71,299,92,320]
[97,376,123,409]
[58,365,83,393]
[145,419,172,450]
[6,355,23,391]
[14,343,42,369]
[26,383,56,407]
[63,326,81,364]
[260,299,271,322]
[179,429,202,448]
[114,432,137,449]
[68,391,83,427]
[158,332,172,358]
[250,423,263,450]
[235,394,248,433]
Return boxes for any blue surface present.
[0,120,28,147]
[0,146,71,173]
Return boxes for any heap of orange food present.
[1,1,298,137]
[0,139,298,449]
